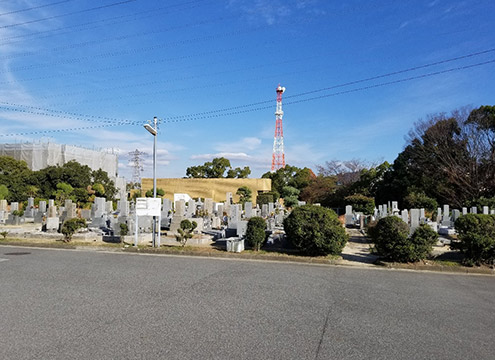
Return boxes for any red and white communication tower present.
[271,84,286,172]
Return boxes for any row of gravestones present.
[345,203,495,235]
[164,193,287,238]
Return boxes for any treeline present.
[0,158,117,206]
[299,105,495,212]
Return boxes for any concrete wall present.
[141,178,272,204]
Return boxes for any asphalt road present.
[0,247,494,360]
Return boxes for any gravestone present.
[382,204,388,217]
[226,192,233,205]
[175,200,186,217]
[105,201,113,214]
[491,210,495,215]
[48,206,57,218]
[483,206,489,215]
[436,208,442,223]
[345,205,353,226]
[0,199,7,212]
[118,199,129,217]
[442,205,450,227]
[410,209,420,231]
[244,202,253,219]
[217,204,224,217]
[392,201,399,212]
[81,209,92,220]
[401,209,408,224]
[261,204,268,217]
[268,202,274,215]
[45,217,59,232]
[10,202,19,212]
[236,220,248,237]
[48,199,55,208]
[39,201,47,214]
[25,197,35,217]
[204,198,213,216]
[420,208,425,219]
[462,207,467,215]
[186,199,196,217]
[211,216,221,229]
[471,206,477,214]
[452,209,460,223]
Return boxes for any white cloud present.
[214,136,262,152]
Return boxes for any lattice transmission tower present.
[271,84,286,172]
[128,149,146,186]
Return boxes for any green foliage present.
[245,217,266,251]
[404,192,438,212]
[61,218,86,242]
[236,186,252,205]
[0,156,31,202]
[0,184,8,200]
[12,209,24,217]
[175,219,197,247]
[467,197,495,211]
[283,205,348,256]
[344,194,375,215]
[454,214,495,265]
[256,193,273,205]
[54,182,74,204]
[145,188,165,197]
[91,169,117,199]
[92,183,105,197]
[0,231,8,239]
[281,186,300,208]
[119,223,129,236]
[299,176,335,204]
[186,157,251,179]
[369,217,437,262]
[262,165,313,196]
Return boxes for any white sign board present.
[135,198,161,216]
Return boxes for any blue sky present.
[0,0,493,180]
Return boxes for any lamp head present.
[144,123,157,136]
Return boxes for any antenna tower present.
[128,149,146,185]
[271,84,286,171]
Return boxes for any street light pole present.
[144,117,158,247]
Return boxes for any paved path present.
[1,246,494,360]
[340,228,379,266]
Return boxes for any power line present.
[1,57,493,137]
[0,0,138,30]
[0,0,211,45]
[0,0,76,17]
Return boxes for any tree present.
[262,165,314,196]
[344,194,375,215]
[54,182,74,204]
[175,219,197,247]
[283,205,348,256]
[186,157,251,179]
[61,218,86,242]
[245,217,266,251]
[281,186,300,208]
[236,186,252,205]
[92,183,105,197]
[403,192,438,212]
[145,188,165,197]
[92,169,117,200]
[0,185,8,200]
[256,193,273,205]
[0,156,32,202]
[299,176,335,204]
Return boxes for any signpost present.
[134,198,161,247]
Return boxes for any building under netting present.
[0,142,126,199]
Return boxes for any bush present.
[454,214,495,265]
[256,193,273,205]
[283,205,348,256]
[120,223,129,236]
[175,219,197,247]
[245,217,266,251]
[344,194,375,215]
[404,192,438,212]
[61,218,86,242]
[369,217,437,262]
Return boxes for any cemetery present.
[1,188,493,270]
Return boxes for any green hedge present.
[454,214,495,265]
[369,217,437,262]
[245,217,266,251]
[283,205,348,256]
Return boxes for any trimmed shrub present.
[454,214,495,265]
[344,194,375,215]
[245,217,266,251]
[369,217,438,262]
[175,219,197,247]
[61,218,86,242]
[283,205,348,256]
[119,223,129,236]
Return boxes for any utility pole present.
[144,117,158,247]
